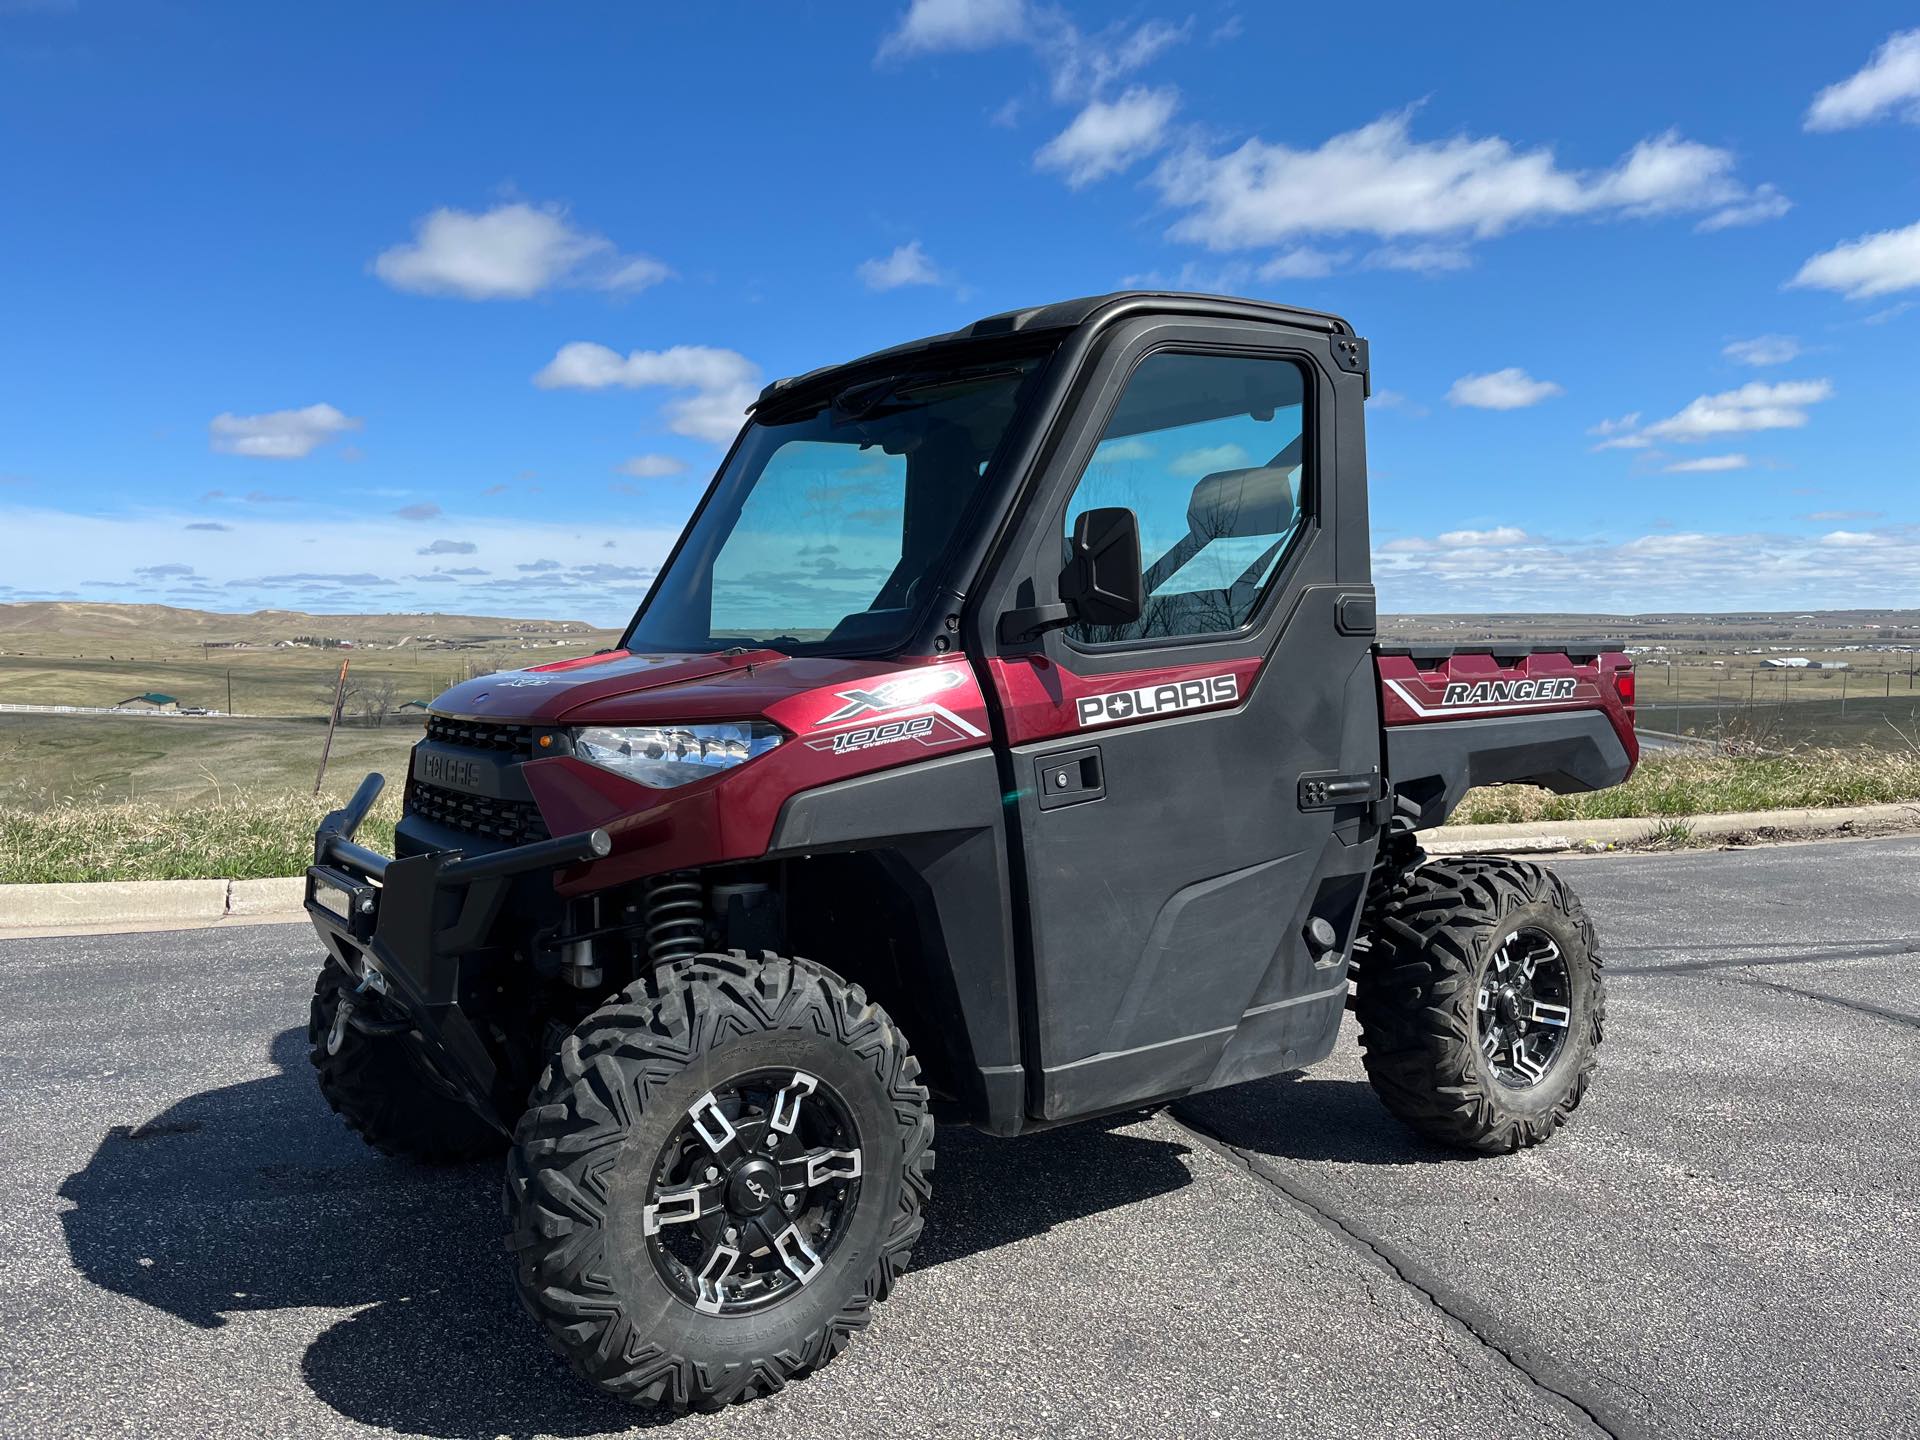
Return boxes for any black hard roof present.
[754,290,1355,410]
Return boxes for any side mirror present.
[1059,507,1143,627]
[998,506,1145,644]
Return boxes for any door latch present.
[1297,769,1381,811]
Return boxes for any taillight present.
[1614,665,1636,719]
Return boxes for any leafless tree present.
[353,676,400,728]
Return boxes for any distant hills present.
[0,601,621,650]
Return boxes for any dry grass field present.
[0,713,420,809]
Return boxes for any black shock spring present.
[643,872,706,964]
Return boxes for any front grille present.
[425,715,538,755]
[404,778,550,845]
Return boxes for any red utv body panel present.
[426,650,992,893]
[1376,649,1638,771]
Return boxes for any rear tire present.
[306,964,503,1163]
[504,950,934,1410]
[1355,855,1604,1153]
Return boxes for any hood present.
[431,648,937,728]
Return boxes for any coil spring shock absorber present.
[643,872,706,963]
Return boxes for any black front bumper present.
[304,773,610,1131]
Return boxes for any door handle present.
[1037,746,1104,810]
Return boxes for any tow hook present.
[327,996,353,1056]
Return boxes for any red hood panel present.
[432,649,781,723]
[431,647,991,736]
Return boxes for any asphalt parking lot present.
[3,836,1917,1439]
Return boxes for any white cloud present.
[1722,335,1801,366]
[880,1,1186,106]
[1035,86,1179,188]
[208,403,362,460]
[1805,28,1920,131]
[1640,379,1834,442]
[1366,242,1472,274]
[858,240,944,290]
[1370,521,1920,612]
[372,202,668,301]
[1587,412,1641,436]
[617,454,688,479]
[1258,247,1342,280]
[1696,184,1792,232]
[533,343,760,444]
[1790,220,1920,300]
[1154,111,1781,258]
[1663,454,1749,473]
[1446,368,1563,410]
[877,0,1028,61]
[1043,17,1187,104]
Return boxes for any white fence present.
[0,703,238,718]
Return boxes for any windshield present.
[626,355,1047,655]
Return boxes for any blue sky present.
[2,1,1917,625]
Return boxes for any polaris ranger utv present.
[303,291,1636,1409]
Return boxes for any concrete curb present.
[5,801,1919,937]
[0,875,307,932]
[1425,800,1920,855]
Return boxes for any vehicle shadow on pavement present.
[57,1027,1198,1438]
[1172,1072,1475,1167]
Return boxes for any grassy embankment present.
[0,713,415,883]
[1449,747,1920,824]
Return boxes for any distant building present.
[119,692,179,711]
[1762,658,1810,668]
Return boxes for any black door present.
[974,318,1382,1121]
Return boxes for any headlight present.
[571,722,783,789]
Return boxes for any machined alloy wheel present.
[506,951,933,1410]
[1355,855,1604,1153]
[1474,927,1573,1087]
[644,1070,865,1316]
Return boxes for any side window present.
[1063,352,1308,646]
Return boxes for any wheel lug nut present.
[784,1194,798,1210]
[765,1135,779,1151]
[705,1167,719,1182]
[724,1226,738,1244]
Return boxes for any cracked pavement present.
[4,836,1917,1438]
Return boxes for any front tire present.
[306,964,503,1163]
[505,951,934,1410]
[1355,856,1605,1153]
